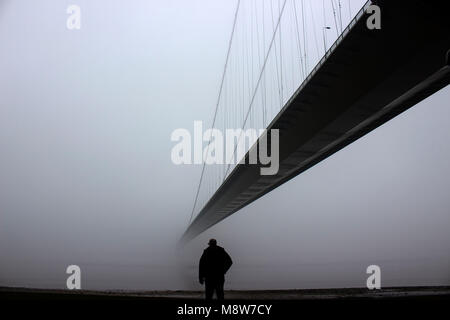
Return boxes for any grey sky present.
[0,0,449,290]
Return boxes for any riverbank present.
[1,285,449,300]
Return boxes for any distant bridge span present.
[181,0,450,243]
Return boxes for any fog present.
[0,0,449,291]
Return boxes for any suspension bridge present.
[180,0,450,243]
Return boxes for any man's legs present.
[205,276,225,300]
[205,279,214,300]
[216,278,224,300]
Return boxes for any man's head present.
[208,239,217,247]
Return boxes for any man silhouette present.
[199,239,232,300]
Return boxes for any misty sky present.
[0,0,449,291]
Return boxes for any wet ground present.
[1,286,449,300]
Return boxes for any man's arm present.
[223,250,233,274]
[199,251,206,284]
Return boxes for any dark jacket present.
[199,245,233,280]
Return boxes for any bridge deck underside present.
[181,0,450,242]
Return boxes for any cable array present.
[189,0,363,225]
